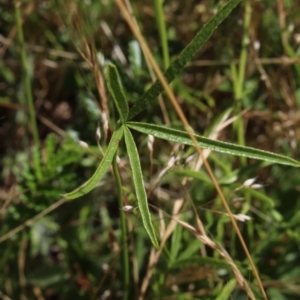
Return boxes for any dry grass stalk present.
[138,66,255,299]
[186,182,255,298]
[139,199,184,300]
[60,1,109,137]
[0,198,67,243]
[175,217,256,300]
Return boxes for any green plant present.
[2,0,300,298]
[63,2,300,298]
[65,0,299,240]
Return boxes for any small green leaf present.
[127,122,300,167]
[215,278,237,300]
[123,126,159,248]
[106,64,129,123]
[243,188,275,207]
[169,224,182,265]
[129,40,142,75]
[127,0,243,120]
[172,170,212,185]
[63,126,124,200]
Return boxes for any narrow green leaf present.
[215,278,237,300]
[63,126,124,200]
[123,126,159,248]
[176,239,203,263]
[127,0,243,120]
[169,224,182,265]
[243,188,275,207]
[172,170,212,185]
[106,64,129,123]
[205,107,233,137]
[127,122,300,167]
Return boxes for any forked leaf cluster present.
[64,0,300,248]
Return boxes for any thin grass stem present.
[233,0,254,249]
[154,0,170,70]
[237,0,251,99]
[112,154,130,300]
[232,0,251,166]
[14,0,42,179]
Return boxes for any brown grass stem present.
[0,198,67,243]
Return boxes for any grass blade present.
[172,170,212,185]
[106,63,129,123]
[63,126,124,199]
[215,278,237,300]
[127,122,300,167]
[127,0,243,120]
[124,126,159,248]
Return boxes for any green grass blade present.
[172,170,212,185]
[215,278,237,300]
[154,0,170,70]
[106,63,129,123]
[124,126,159,248]
[127,0,243,120]
[127,122,300,167]
[63,126,124,200]
[243,188,275,207]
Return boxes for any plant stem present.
[112,154,129,300]
[154,0,170,70]
[231,0,254,251]
[14,0,42,179]
[237,0,251,99]
[232,0,251,166]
